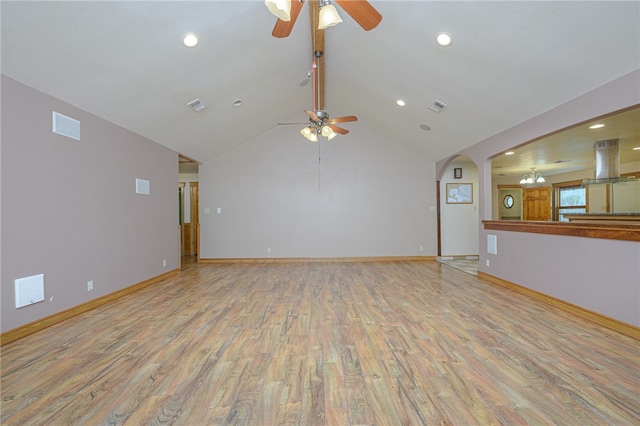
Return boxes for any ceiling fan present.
[271,0,380,141]
[281,109,357,142]
[278,55,358,142]
[268,0,382,38]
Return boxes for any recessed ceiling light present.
[396,99,406,107]
[505,151,515,155]
[232,99,243,107]
[183,33,198,47]
[436,32,452,47]
[419,124,431,131]
[589,123,605,129]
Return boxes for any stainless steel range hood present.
[582,139,636,185]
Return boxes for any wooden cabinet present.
[523,187,551,221]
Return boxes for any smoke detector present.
[187,98,207,112]
[429,100,447,113]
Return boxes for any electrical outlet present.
[485,259,490,267]
[87,280,94,291]
[419,245,424,252]
[267,248,271,254]
[163,259,167,267]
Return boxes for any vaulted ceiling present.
[2,1,639,174]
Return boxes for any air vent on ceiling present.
[187,98,207,112]
[429,100,447,113]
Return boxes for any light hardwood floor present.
[1,260,639,425]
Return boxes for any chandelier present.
[520,167,545,185]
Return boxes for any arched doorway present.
[437,155,479,274]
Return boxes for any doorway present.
[180,182,199,258]
[438,155,479,261]
[179,154,199,266]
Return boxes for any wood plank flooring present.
[1,260,639,425]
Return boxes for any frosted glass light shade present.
[265,0,291,21]
[318,4,342,29]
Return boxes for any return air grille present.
[52,111,81,140]
[187,98,207,112]
[429,100,447,113]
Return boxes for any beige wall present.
[439,69,640,326]
[199,117,438,259]
[1,76,179,332]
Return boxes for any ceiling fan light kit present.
[300,126,318,142]
[265,0,292,21]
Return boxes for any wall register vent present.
[52,111,81,140]
[15,274,45,308]
[136,178,150,195]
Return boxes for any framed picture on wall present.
[446,183,473,204]
[454,168,462,179]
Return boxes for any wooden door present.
[179,182,185,256]
[190,182,199,257]
[180,182,199,256]
[523,187,551,221]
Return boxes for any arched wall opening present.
[438,155,480,257]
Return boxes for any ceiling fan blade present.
[334,0,382,31]
[278,122,309,125]
[272,0,305,38]
[329,115,357,124]
[304,109,319,121]
[329,124,349,135]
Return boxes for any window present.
[555,183,586,221]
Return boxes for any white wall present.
[199,118,437,258]
[440,156,479,256]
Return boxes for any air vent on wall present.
[136,178,150,195]
[52,111,81,140]
[187,98,207,112]
[429,100,447,113]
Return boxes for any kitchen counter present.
[565,213,640,225]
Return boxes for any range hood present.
[582,139,636,185]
